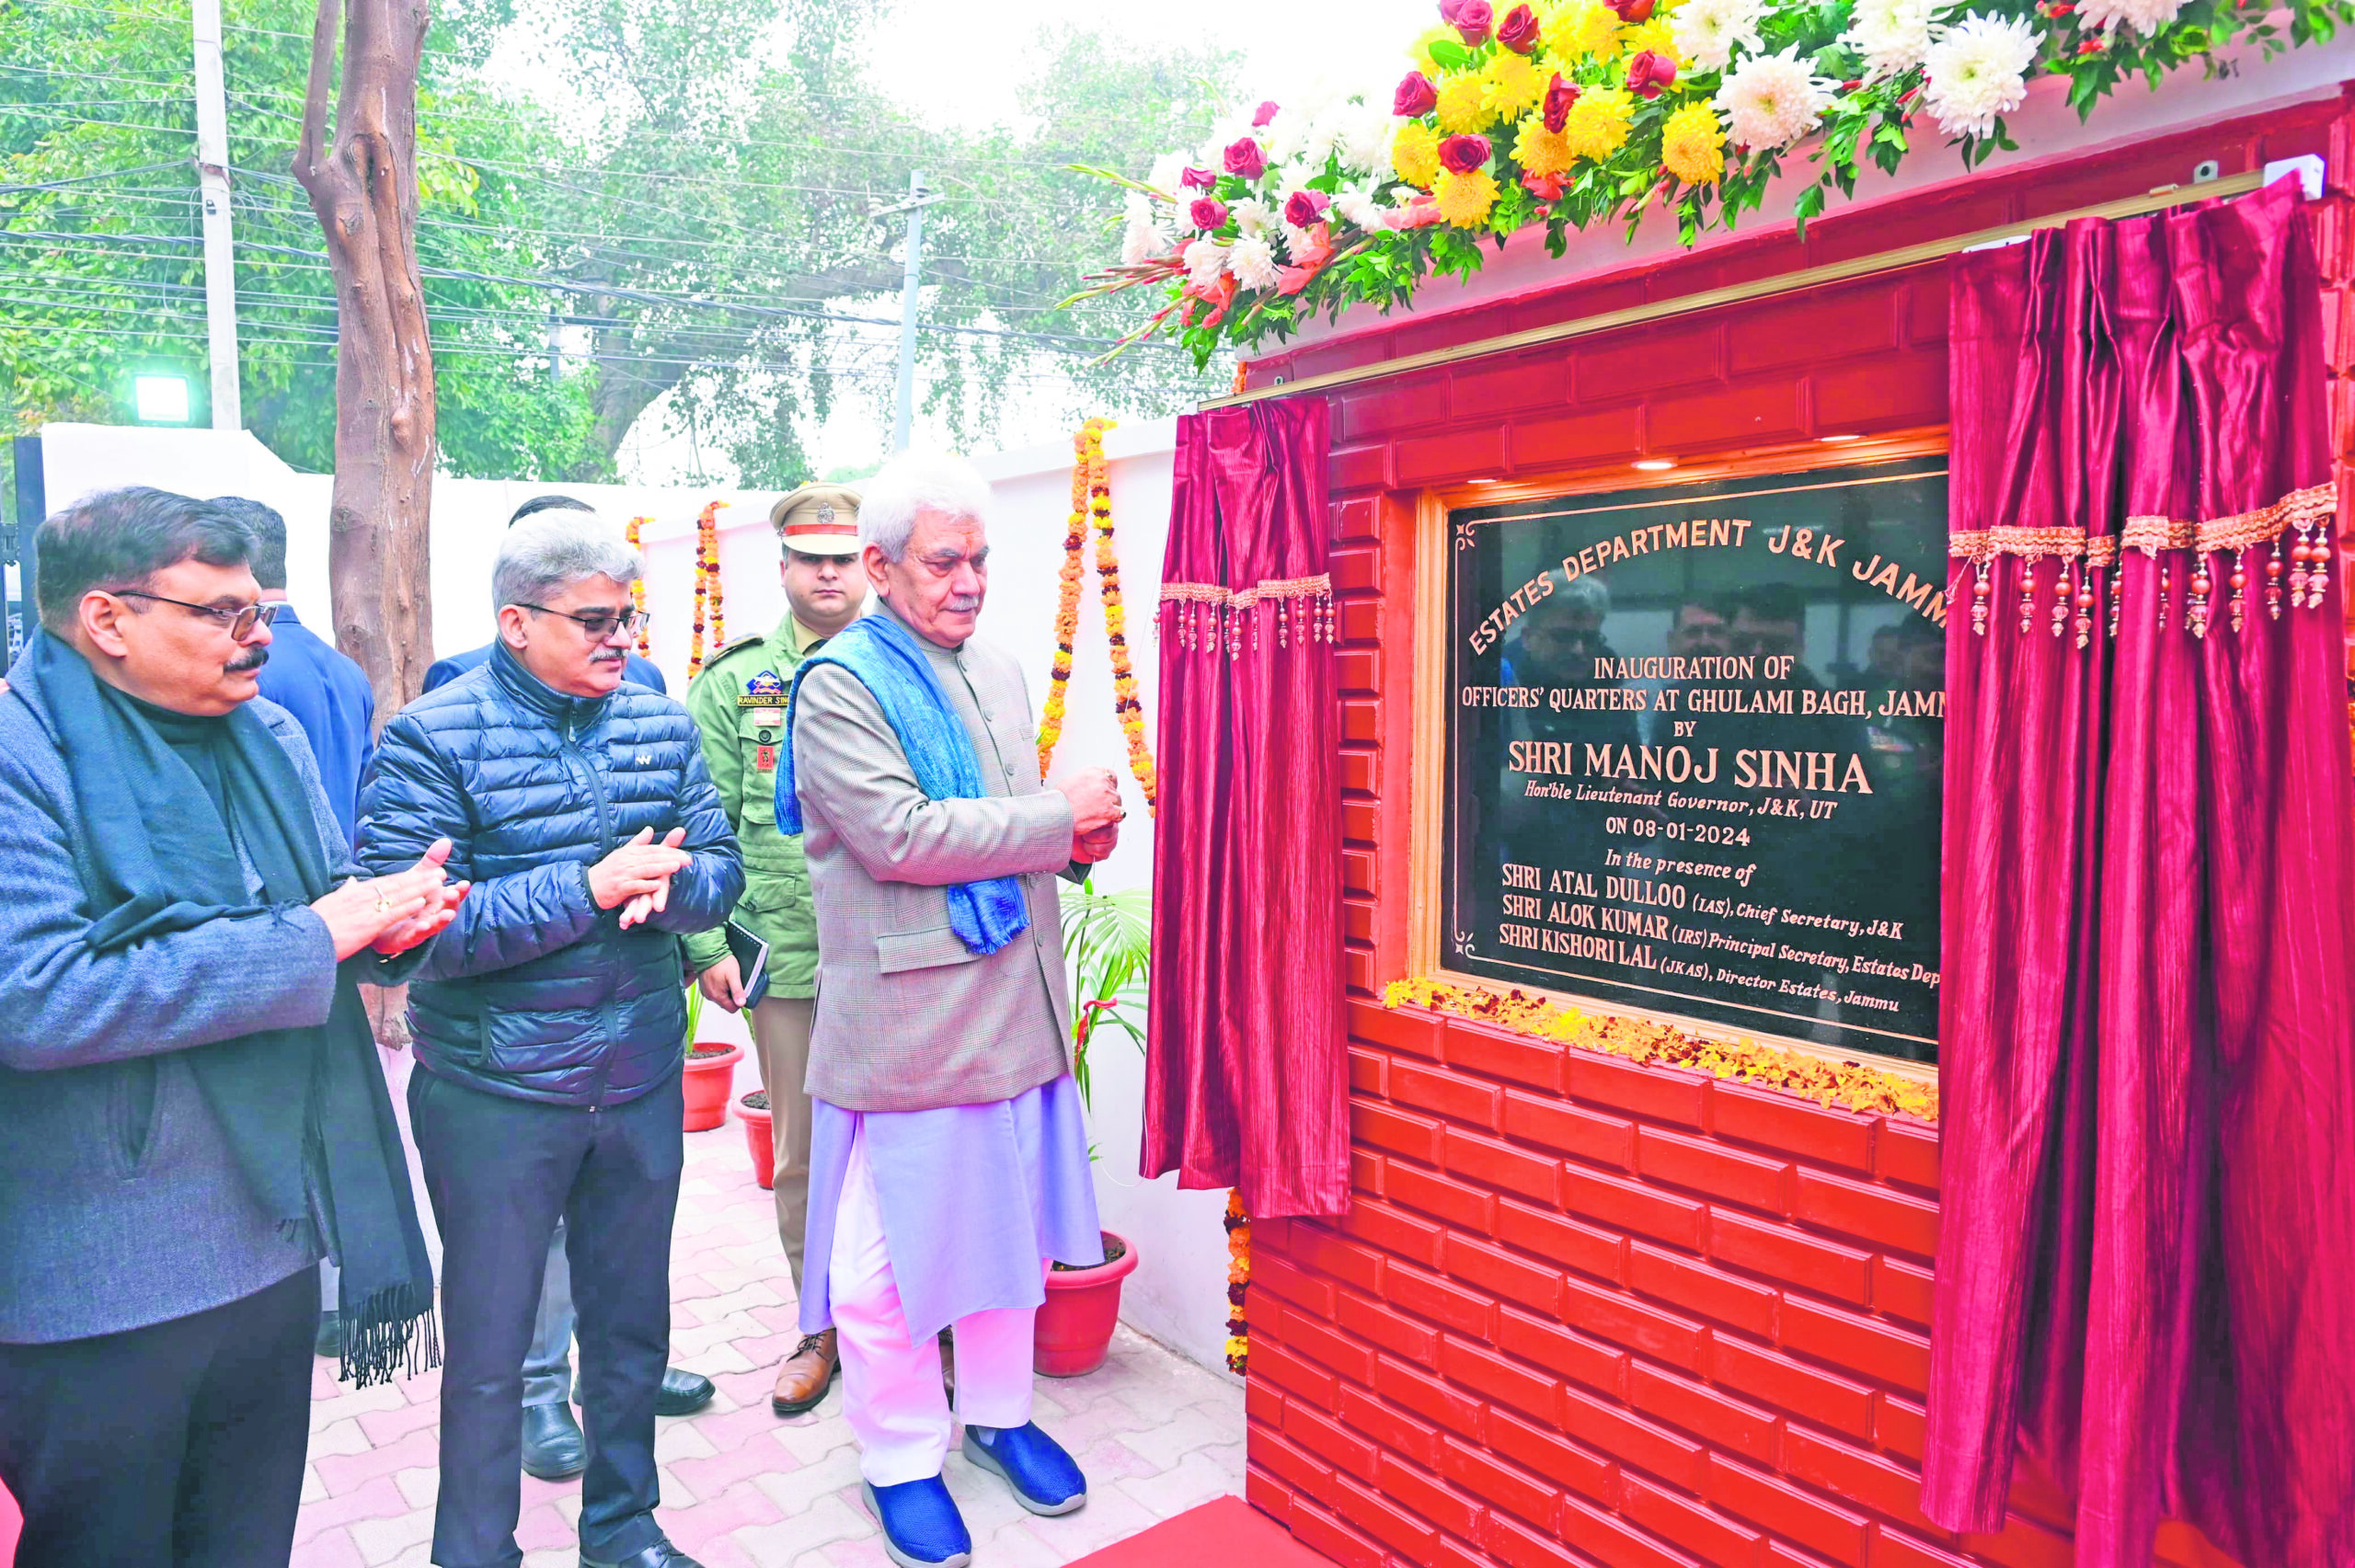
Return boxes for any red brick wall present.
[1243,92,2355,1568]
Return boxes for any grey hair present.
[858,449,992,562]
[1560,573,1612,616]
[491,507,641,612]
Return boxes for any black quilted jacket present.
[356,643,744,1106]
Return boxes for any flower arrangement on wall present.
[1073,0,2351,362]
[1039,418,1161,812]
[1384,976,1940,1120]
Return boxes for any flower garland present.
[1038,418,1161,813]
[1075,0,2355,363]
[1384,976,1938,1121]
[1039,424,1098,780]
[687,501,726,679]
[1224,1189,1251,1375]
[624,516,653,657]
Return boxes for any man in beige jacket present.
[778,450,1124,1568]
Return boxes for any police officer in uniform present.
[684,483,867,1416]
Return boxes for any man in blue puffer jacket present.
[359,508,744,1568]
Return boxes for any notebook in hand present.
[724,919,771,1011]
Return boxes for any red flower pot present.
[736,1090,775,1190]
[682,1043,741,1132]
[1034,1230,1138,1378]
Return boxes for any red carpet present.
[1066,1495,1331,1567]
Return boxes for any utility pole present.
[872,171,945,452]
[192,0,241,430]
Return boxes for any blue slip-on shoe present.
[861,1475,973,1568]
[961,1422,1088,1516]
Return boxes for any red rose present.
[1498,4,1542,52]
[1190,198,1231,231]
[1543,72,1580,133]
[1253,100,1281,127]
[1223,137,1267,179]
[1626,50,1676,98]
[1284,189,1331,228]
[1606,0,1655,21]
[1438,133,1492,175]
[1451,0,1495,44]
[1181,166,1218,190]
[1394,71,1440,118]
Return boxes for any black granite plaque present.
[1442,455,1949,1062]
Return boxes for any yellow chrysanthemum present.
[1392,119,1443,188]
[1544,0,1621,62]
[1514,114,1577,178]
[1433,166,1501,227]
[1560,84,1635,160]
[1434,72,1495,133]
[1409,22,1455,76]
[1660,101,1726,185]
[1620,17,1679,63]
[1482,50,1547,120]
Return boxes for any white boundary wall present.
[31,418,1234,1377]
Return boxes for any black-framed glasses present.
[519,602,649,641]
[113,590,279,642]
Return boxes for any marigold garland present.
[686,501,726,679]
[1383,977,1939,1122]
[624,516,654,657]
[1038,418,1159,814]
[1223,1189,1250,1376]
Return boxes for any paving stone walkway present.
[293,1093,1245,1568]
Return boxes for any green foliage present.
[3,0,1232,482]
[1058,876,1150,1122]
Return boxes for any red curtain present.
[1142,400,1350,1219]
[1926,176,2355,1567]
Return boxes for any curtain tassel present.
[2230,549,2248,635]
[2073,567,2097,649]
[2017,558,2039,635]
[2108,562,2123,641]
[1971,557,1993,636]
[2188,554,2213,641]
[2051,560,2074,638]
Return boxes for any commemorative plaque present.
[1442,455,1948,1061]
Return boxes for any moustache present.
[945,595,982,613]
[590,647,627,665]
[227,647,270,673]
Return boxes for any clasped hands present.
[589,826,693,930]
[313,838,469,961]
[1054,767,1125,864]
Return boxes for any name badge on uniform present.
[749,707,784,727]
[737,670,788,710]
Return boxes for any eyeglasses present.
[113,590,279,642]
[519,602,649,641]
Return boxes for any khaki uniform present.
[684,613,831,1286]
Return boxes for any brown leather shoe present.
[771,1329,839,1417]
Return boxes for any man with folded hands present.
[361,506,743,1568]
[781,449,1125,1568]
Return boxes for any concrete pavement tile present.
[1114,1448,1242,1520]
[513,1500,577,1552]
[357,1396,442,1447]
[1111,1403,1235,1471]
[310,1380,408,1435]
[348,1505,435,1566]
[660,1462,704,1508]
[303,1464,328,1505]
[657,1419,722,1462]
[394,1465,438,1510]
[750,1443,862,1518]
[736,1492,869,1568]
[662,1479,787,1553]
[290,1525,369,1568]
[312,1427,441,1497]
[293,1475,411,1547]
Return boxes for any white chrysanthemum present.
[1228,235,1281,291]
[1182,238,1231,287]
[1332,188,1392,231]
[1146,152,1188,195]
[1714,47,1834,149]
[1280,220,1320,258]
[1263,108,1311,166]
[1842,0,1934,80]
[1671,0,1765,74]
[1338,106,1400,177]
[2074,0,2183,35]
[1230,197,1276,238]
[1121,192,1175,266]
[1921,12,2039,141]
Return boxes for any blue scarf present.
[776,612,1031,956]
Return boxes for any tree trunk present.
[293,0,435,728]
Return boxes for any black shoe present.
[522,1402,588,1480]
[581,1539,705,1568]
[655,1367,715,1417]
[314,1310,347,1360]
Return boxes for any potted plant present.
[681,983,741,1132]
[736,1089,775,1189]
[1036,877,1149,1377]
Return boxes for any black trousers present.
[0,1265,315,1567]
[408,1066,684,1568]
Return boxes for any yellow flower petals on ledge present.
[1381,977,1938,1123]
[1660,102,1728,186]
[1393,120,1444,189]
[1435,167,1502,228]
